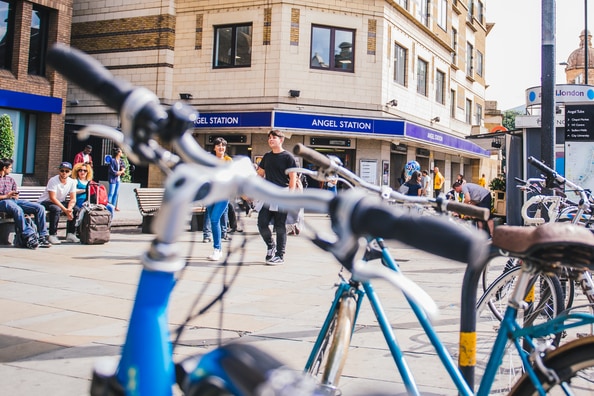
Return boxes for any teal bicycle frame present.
[305,238,594,396]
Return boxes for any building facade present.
[0,0,72,185]
[65,0,494,188]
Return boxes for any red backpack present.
[87,181,109,205]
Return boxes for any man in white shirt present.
[38,162,79,244]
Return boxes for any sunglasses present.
[59,169,71,173]
[78,169,88,173]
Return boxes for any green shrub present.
[489,174,506,191]
[121,153,132,183]
[0,114,15,160]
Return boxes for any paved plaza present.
[1,211,483,395]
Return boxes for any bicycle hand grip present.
[293,143,333,169]
[527,156,556,176]
[47,44,133,112]
[444,201,490,221]
[514,177,526,184]
[350,196,487,264]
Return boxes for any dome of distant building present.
[564,30,594,84]
[566,30,594,70]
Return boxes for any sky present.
[486,0,594,110]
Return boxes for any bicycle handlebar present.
[294,143,489,221]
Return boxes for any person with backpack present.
[0,158,51,248]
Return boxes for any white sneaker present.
[208,249,222,261]
[66,233,80,243]
[48,235,61,245]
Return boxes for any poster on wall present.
[382,160,390,185]
[360,159,378,185]
[564,105,594,198]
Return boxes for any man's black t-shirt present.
[259,150,297,187]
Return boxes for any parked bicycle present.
[48,44,594,396]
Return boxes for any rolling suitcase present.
[79,182,111,244]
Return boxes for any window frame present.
[310,24,355,73]
[28,4,50,76]
[437,0,448,30]
[466,42,474,76]
[476,50,484,77]
[416,57,428,96]
[394,43,408,86]
[451,28,458,65]
[475,103,483,126]
[213,23,253,69]
[435,69,446,104]
[465,98,472,124]
[450,89,456,118]
[0,0,15,71]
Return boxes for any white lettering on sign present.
[195,117,208,125]
[427,132,444,142]
[210,116,239,125]
[312,119,338,127]
[339,120,372,130]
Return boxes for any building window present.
[396,0,408,9]
[436,70,445,104]
[0,0,15,71]
[438,0,447,30]
[418,0,429,26]
[477,1,484,24]
[394,43,407,86]
[417,58,428,96]
[476,50,484,77]
[475,103,483,126]
[213,23,253,68]
[467,0,474,21]
[451,28,457,65]
[310,25,355,72]
[465,98,472,124]
[450,89,456,118]
[466,42,474,76]
[28,5,50,76]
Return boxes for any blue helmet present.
[404,160,421,178]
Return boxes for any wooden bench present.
[0,186,47,244]
[134,187,206,233]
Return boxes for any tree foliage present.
[0,114,15,160]
[502,110,522,131]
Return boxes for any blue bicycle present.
[48,44,594,396]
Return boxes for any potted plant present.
[489,174,506,216]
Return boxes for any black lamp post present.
[585,0,589,84]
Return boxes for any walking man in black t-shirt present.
[256,130,297,265]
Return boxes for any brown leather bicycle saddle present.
[492,223,594,271]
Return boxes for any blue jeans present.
[203,205,228,239]
[207,201,228,250]
[108,181,120,207]
[0,199,48,238]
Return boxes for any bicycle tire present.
[475,267,564,394]
[508,335,594,395]
[481,257,519,292]
[479,265,564,322]
[306,293,357,392]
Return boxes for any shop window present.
[310,25,355,72]
[0,0,15,71]
[213,23,252,68]
[3,110,37,174]
[29,5,50,76]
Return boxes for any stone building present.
[64,0,494,188]
[0,0,72,185]
[564,30,594,85]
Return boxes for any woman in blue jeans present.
[207,137,232,261]
[108,147,125,211]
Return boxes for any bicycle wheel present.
[306,293,357,393]
[508,335,594,395]
[475,267,564,394]
[481,256,519,292]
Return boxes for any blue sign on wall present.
[0,89,62,114]
[405,123,490,156]
[193,111,272,128]
[274,112,405,136]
